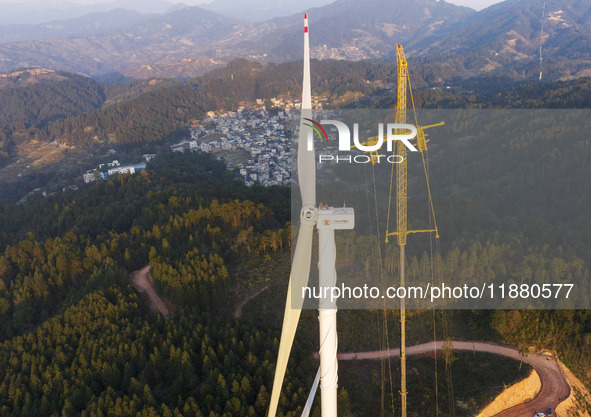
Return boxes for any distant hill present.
[0,69,105,160]
[0,0,474,78]
[0,6,238,78]
[0,67,71,89]
[200,0,337,23]
[0,9,157,43]
[0,0,589,81]
[410,0,591,80]
[217,0,475,64]
[0,0,175,25]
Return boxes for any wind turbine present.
[267,13,355,417]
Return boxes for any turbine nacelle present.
[317,206,354,230]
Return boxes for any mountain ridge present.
[0,0,175,25]
[0,9,157,43]
[409,0,591,79]
[0,0,588,81]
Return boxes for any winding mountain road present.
[337,341,570,416]
[130,266,572,415]
[131,265,170,318]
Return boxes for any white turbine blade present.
[268,220,314,417]
[299,111,316,207]
[301,367,321,417]
[302,12,311,111]
[299,12,315,208]
[268,13,316,417]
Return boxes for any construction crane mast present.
[385,44,441,417]
[395,45,409,248]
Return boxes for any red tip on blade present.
[305,12,307,19]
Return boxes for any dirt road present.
[234,285,269,319]
[337,341,570,416]
[131,265,170,318]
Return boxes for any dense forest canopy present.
[1,59,591,416]
[0,149,589,416]
[3,59,591,161]
[0,152,309,417]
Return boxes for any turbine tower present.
[267,13,354,417]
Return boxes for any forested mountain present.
[43,61,591,148]
[1,57,591,415]
[9,56,591,155]
[0,152,308,416]
[0,71,105,128]
[0,6,239,78]
[0,70,105,160]
[410,0,591,80]
[0,149,590,416]
[0,0,589,80]
[0,59,405,150]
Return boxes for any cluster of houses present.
[82,95,331,187]
[177,99,321,187]
[313,44,372,60]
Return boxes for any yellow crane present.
[386,44,442,417]
[386,45,441,243]
[348,44,442,417]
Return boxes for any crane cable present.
[366,55,454,416]
[366,160,397,416]
[423,139,455,416]
[408,64,455,417]
[425,148,440,417]
[407,72,442,417]
[363,164,394,416]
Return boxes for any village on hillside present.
[82,95,329,187]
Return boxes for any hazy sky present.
[0,0,506,12]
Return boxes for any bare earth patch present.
[555,360,591,417]
[476,370,541,417]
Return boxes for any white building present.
[83,170,103,183]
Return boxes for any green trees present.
[491,308,591,389]
[0,151,311,416]
[0,73,105,158]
